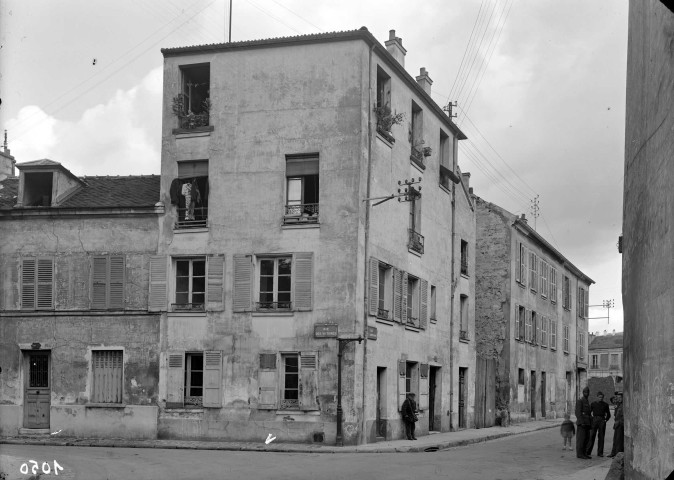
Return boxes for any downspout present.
[449,143,457,430]
[360,42,376,445]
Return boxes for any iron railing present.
[377,307,389,319]
[171,303,205,312]
[184,396,203,407]
[255,301,292,311]
[407,317,419,328]
[175,207,208,229]
[283,203,319,224]
[459,330,469,341]
[408,229,424,254]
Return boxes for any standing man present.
[608,393,624,458]
[575,386,592,459]
[401,392,418,440]
[586,391,611,457]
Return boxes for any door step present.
[18,428,51,436]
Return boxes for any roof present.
[0,175,160,210]
[16,158,84,185]
[161,27,467,141]
[589,333,624,350]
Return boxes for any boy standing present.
[560,413,576,450]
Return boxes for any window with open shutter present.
[397,360,407,411]
[233,255,252,312]
[369,257,379,316]
[206,256,225,311]
[293,252,313,311]
[258,353,277,409]
[534,312,540,345]
[91,255,125,310]
[92,350,123,403]
[419,279,428,330]
[401,272,408,325]
[418,363,429,410]
[299,352,319,411]
[203,351,222,407]
[148,256,168,312]
[166,352,184,408]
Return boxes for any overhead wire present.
[448,0,487,101]
[270,0,323,32]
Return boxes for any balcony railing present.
[283,203,319,224]
[407,317,419,328]
[171,303,205,312]
[255,301,292,312]
[377,307,389,320]
[459,330,469,341]
[175,207,208,229]
[408,229,424,254]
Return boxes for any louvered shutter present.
[109,256,125,309]
[401,272,408,325]
[577,287,582,317]
[535,314,540,345]
[522,246,528,287]
[299,352,319,411]
[551,320,557,349]
[91,256,108,309]
[203,351,222,407]
[541,316,547,347]
[369,257,379,316]
[419,279,428,329]
[584,289,589,318]
[36,258,54,309]
[293,252,313,311]
[233,255,252,312]
[515,243,521,283]
[258,353,278,409]
[21,258,36,310]
[525,310,531,342]
[206,255,225,311]
[419,363,429,410]
[393,269,402,322]
[166,352,184,408]
[148,256,168,312]
[514,304,520,340]
[398,360,407,411]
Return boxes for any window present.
[91,350,123,403]
[459,295,469,340]
[376,67,391,111]
[525,309,533,343]
[541,316,547,347]
[410,101,424,167]
[517,243,528,287]
[549,267,557,303]
[562,276,571,309]
[610,353,620,369]
[281,354,299,409]
[578,333,585,359]
[550,319,557,350]
[577,287,585,318]
[439,130,454,189]
[460,240,469,276]
[430,285,437,322]
[406,361,418,397]
[406,276,420,326]
[591,355,599,369]
[167,351,222,408]
[540,260,548,298]
[515,305,526,340]
[258,257,292,311]
[563,325,570,353]
[533,311,540,345]
[21,257,54,310]
[91,255,125,310]
[174,161,209,229]
[600,353,609,368]
[174,258,206,311]
[284,155,319,224]
[529,252,538,292]
[408,187,423,254]
[369,258,393,320]
[176,64,210,129]
[518,368,525,385]
[184,353,204,407]
[257,352,319,411]
[22,172,53,206]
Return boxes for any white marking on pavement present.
[51,429,62,435]
[265,433,276,444]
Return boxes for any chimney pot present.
[415,67,433,95]
[385,29,407,67]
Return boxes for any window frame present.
[459,294,469,340]
[377,262,394,320]
[20,257,54,310]
[563,325,570,353]
[280,353,300,410]
[177,63,210,129]
[91,255,125,310]
[284,155,319,224]
[173,257,206,311]
[550,319,557,350]
[529,251,538,292]
[550,267,557,303]
[256,256,293,312]
[540,260,548,298]
[562,276,571,310]
[184,352,204,407]
[460,240,469,276]
[406,275,420,326]
[430,285,437,323]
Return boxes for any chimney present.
[0,130,16,178]
[416,67,433,95]
[385,30,407,67]
[461,172,471,190]
[520,213,527,223]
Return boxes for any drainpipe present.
[360,42,376,445]
[448,147,457,430]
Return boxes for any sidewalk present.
[0,418,562,454]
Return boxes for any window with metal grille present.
[377,262,393,320]
[91,255,125,310]
[21,257,53,310]
[92,350,123,403]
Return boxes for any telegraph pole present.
[588,299,615,324]
[530,195,540,231]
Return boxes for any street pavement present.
[0,416,619,479]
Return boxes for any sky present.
[0,0,627,334]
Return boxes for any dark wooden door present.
[458,368,466,428]
[24,352,50,429]
[376,367,385,437]
[428,367,437,431]
[474,357,495,428]
[530,371,536,418]
[540,372,546,418]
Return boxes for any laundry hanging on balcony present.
[169,176,209,225]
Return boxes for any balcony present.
[459,330,469,341]
[255,301,292,312]
[408,229,424,255]
[283,203,319,225]
[171,303,205,312]
[175,207,208,229]
[377,307,390,320]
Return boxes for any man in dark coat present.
[608,393,624,457]
[401,393,418,440]
[575,386,592,459]
[586,391,611,456]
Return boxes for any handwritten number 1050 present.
[20,460,64,475]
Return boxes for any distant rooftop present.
[589,332,623,350]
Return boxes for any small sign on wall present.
[314,323,338,338]
[367,326,378,341]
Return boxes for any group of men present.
[575,386,624,459]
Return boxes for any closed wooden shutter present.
[148,256,168,312]
[21,258,36,310]
[369,257,379,316]
[551,320,557,349]
[398,360,407,411]
[535,314,540,345]
[393,269,402,322]
[401,272,408,325]
[584,289,589,318]
[299,352,319,411]
[36,258,54,310]
[514,304,520,340]
[203,351,222,407]
[541,316,547,347]
[258,353,277,409]
[293,252,313,311]
[419,363,429,410]
[166,352,184,408]
[92,350,123,403]
[206,255,225,311]
[233,255,252,312]
[419,279,428,329]
[91,256,108,309]
[109,256,125,309]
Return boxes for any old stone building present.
[622,1,674,478]
[587,332,623,380]
[0,156,163,439]
[154,28,476,444]
[474,197,593,424]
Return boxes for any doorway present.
[458,367,467,428]
[530,371,536,418]
[540,372,546,418]
[566,371,572,412]
[429,366,440,431]
[23,351,51,429]
[376,367,387,439]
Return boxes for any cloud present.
[7,66,163,177]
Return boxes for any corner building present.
[155,28,476,444]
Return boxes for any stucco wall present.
[623,1,674,478]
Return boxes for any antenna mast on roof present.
[530,195,540,230]
[228,0,233,42]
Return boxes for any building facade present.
[0,158,163,438]
[474,197,593,424]
[623,1,674,478]
[587,332,623,380]
[154,28,476,445]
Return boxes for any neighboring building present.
[155,27,475,445]
[587,331,623,379]
[623,1,674,478]
[474,198,593,424]
[0,158,163,439]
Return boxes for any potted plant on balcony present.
[374,104,405,142]
[422,146,433,157]
[172,94,211,129]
